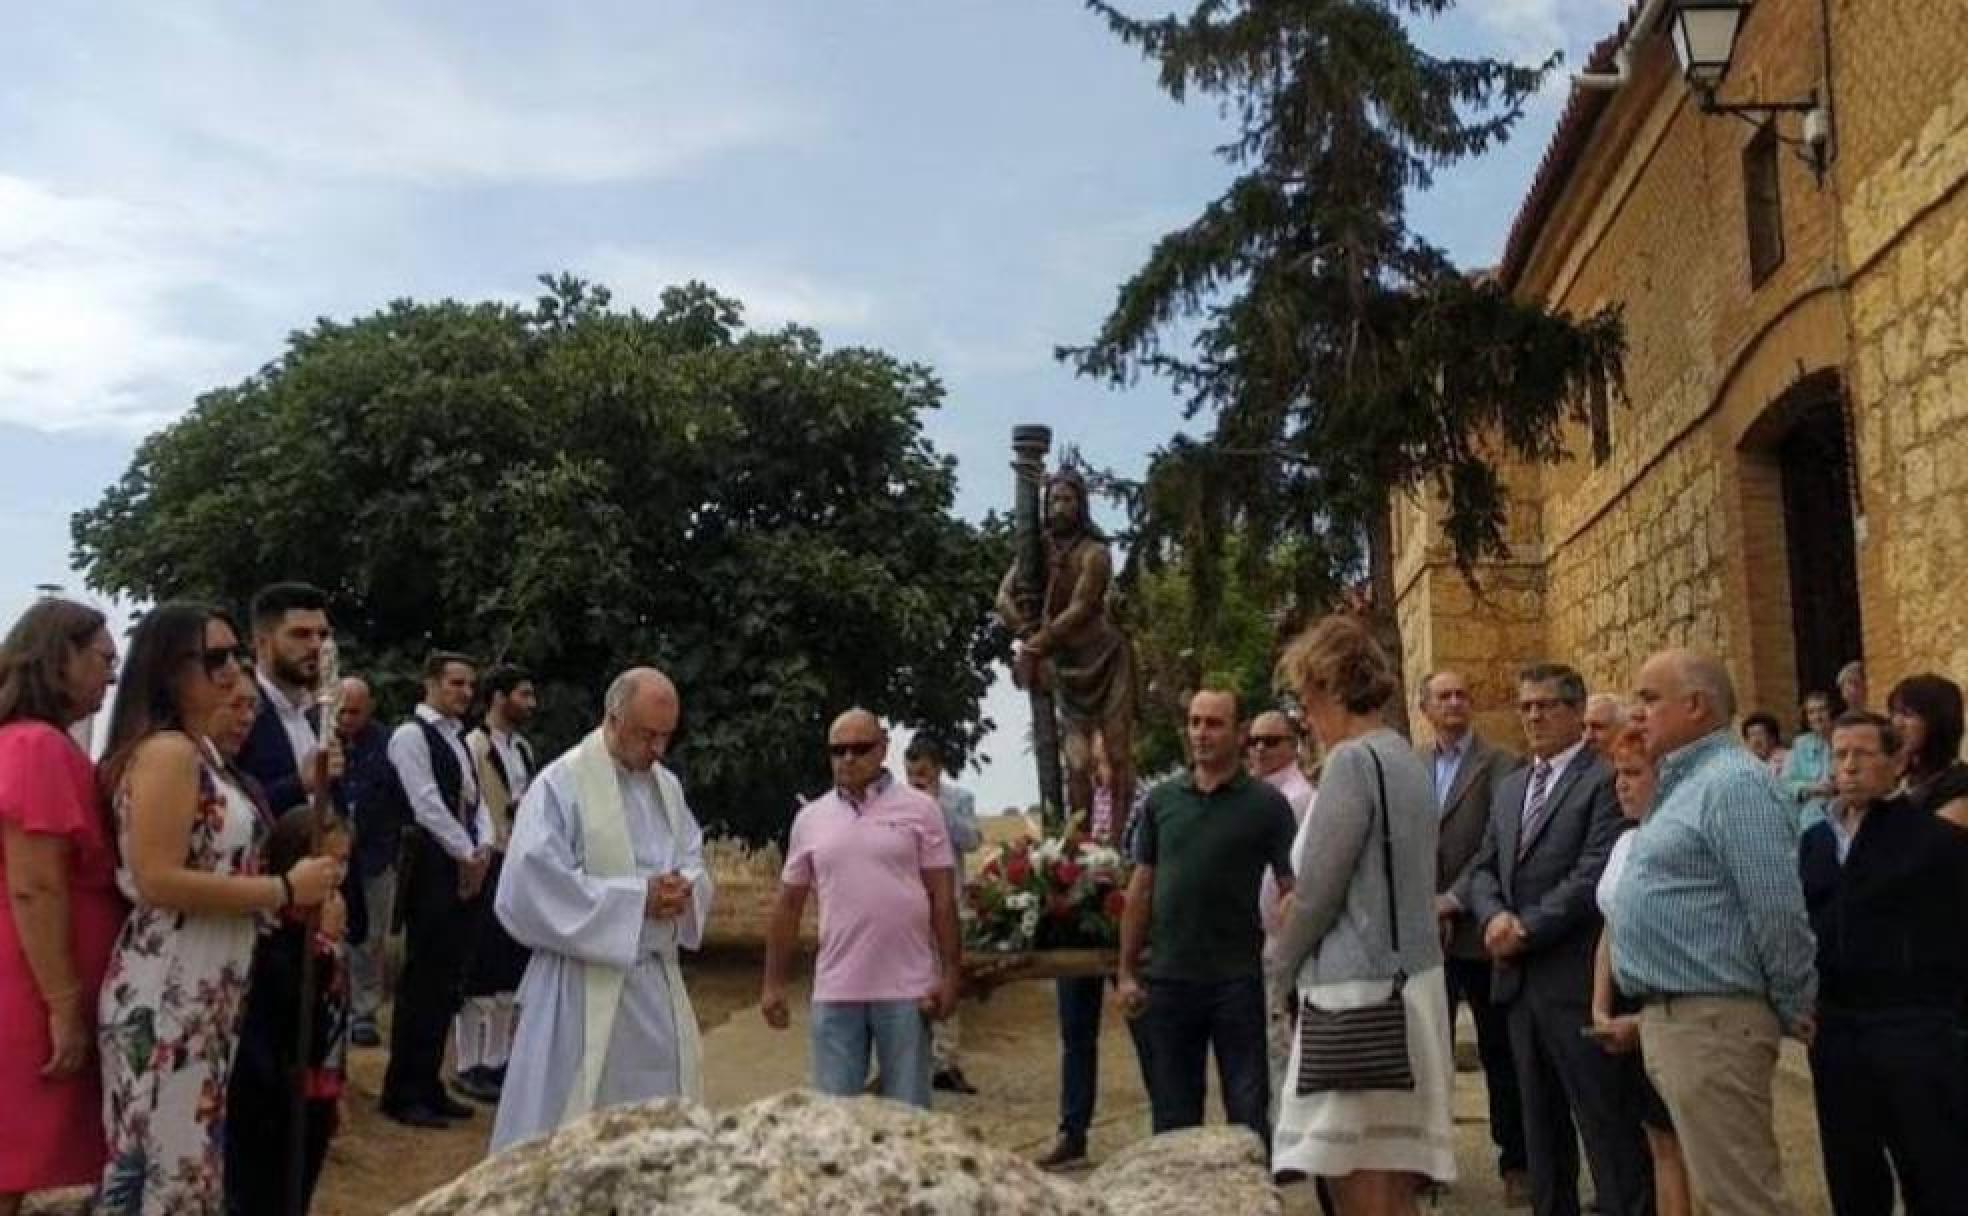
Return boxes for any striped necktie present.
[1518,758,1554,860]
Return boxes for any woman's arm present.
[1270,744,1374,984]
[124,734,285,915]
[2,823,91,1074]
[1591,925,1615,1023]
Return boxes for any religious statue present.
[996,465,1138,844]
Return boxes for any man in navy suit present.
[1456,663,1651,1216]
[235,581,342,817]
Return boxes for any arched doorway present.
[1742,369,1864,705]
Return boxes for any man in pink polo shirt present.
[762,708,962,1109]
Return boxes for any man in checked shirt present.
[1612,649,1816,1216]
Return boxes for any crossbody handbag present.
[1295,745,1416,1094]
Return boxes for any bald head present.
[827,707,888,797]
[336,676,374,738]
[1635,649,1735,759]
[603,666,680,770]
[1246,710,1300,778]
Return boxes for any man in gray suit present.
[1422,670,1528,1204]
[1458,663,1651,1216]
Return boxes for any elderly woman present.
[94,604,340,1216]
[0,600,126,1216]
[1887,674,1968,825]
[1739,712,1789,782]
[1588,726,1691,1216]
[1270,616,1452,1213]
[1780,690,1838,834]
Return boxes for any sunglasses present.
[198,645,251,675]
[1246,735,1290,749]
[828,741,880,759]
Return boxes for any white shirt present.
[1521,738,1589,823]
[1595,828,1636,921]
[388,703,492,861]
[489,727,533,805]
[257,670,319,770]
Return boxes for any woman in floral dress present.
[95,604,340,1216]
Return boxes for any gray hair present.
[604,667,676,719]
[1585,692,1627,723]
[1518,663,1587,707]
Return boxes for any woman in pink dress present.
[0,599,125,1216]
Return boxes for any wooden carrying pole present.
[1011,425,1066,831]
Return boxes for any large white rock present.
[393,1090,1104,1216]
[1088,1126,1283,1216]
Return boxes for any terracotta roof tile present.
[1496,2,1652,291]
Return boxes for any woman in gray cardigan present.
[1269,615,1454,1211]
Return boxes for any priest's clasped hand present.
[645,870,691,920]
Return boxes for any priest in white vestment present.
[489,668,713,1153]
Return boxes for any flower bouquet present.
[965,823,1128,954]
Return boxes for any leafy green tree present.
[74,275,1011,841]
[1129,529,1294,775]
[1066,1,1625,727]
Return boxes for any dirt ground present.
[311,952,1834,1215]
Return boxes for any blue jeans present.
[1055,975,1155,1139]
[1142,974,1270,1144]
[810,999,933,1109]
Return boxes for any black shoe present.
[488,1062,508,1088]
[454,1069,501,1104]
[932,1067,978,1095]
[433,1091,477,1119]
[1034,1133,1088,1171]
[350,1020,382,1048]
[381,1103,450,1129]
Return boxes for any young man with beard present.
[236,582,342,818]
[456,666,539,1101]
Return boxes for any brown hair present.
[1275,615,1397,715]
[1609,723,1650,768]
[0,598,108,729]
[99,602,233,796]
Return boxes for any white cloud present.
[585,245,880,332]
[97,3,815,187]
[0,176,248,432]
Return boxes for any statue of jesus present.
[994,468,1138,843]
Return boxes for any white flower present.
[1006,891,1038,911]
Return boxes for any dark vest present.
[384,717,476,847]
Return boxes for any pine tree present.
[1064,0,1625,722]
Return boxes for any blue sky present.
[0,0,1624,812]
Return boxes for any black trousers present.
[1506,993,1654,1216]
[1053,976,1154,1139]
[381,845,480,1110]
[1445,955,1528,1175]
[1809,1009,1968,1216]
[1141,974,1270,1146]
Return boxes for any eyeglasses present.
[829,741,880,759]
[1246,735,1290,749]
[199,645,251,675]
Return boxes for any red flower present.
[1103,889,1126,919]
[1052,860,1083,888]
[1005,855,1032,885]
[1046,894,1074,922]
[980,858,1001,880]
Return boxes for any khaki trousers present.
[1640,995,1799,1216]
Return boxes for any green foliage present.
[73,275,1012,841]
[1129,530,1295,774]
[1066,1,1626,676]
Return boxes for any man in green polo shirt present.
[1117,688,1297,1144]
